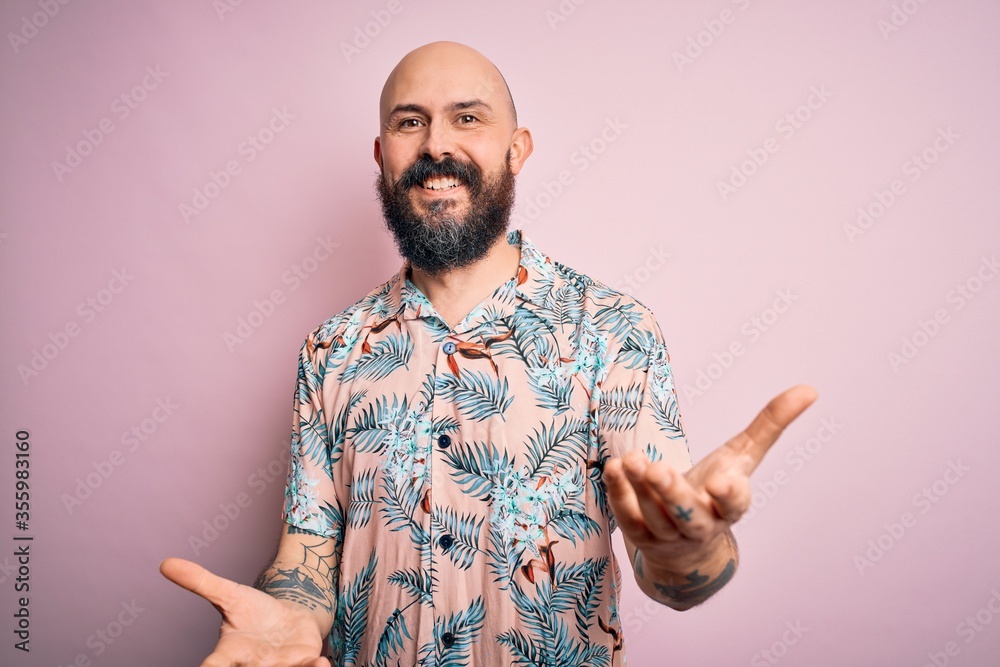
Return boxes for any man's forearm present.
[252,535,338,637]
[633,530,739,611]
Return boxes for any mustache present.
[396,155,483,192]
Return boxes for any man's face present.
[375,151,515,275]
[374,43,531,274]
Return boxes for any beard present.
[375,151,516,275]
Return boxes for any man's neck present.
[407,232,521,329]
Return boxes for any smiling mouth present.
[420,176,463,191]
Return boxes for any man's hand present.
[159,557,330,667]
[603,384,819,607]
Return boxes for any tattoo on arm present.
[253,530,339,614]
[652,558,736,606]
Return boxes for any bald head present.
[379,41,517,132]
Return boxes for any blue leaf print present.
[504,575,612,667]
[547,506,602,546]
[570,558,608,639]
[387,567,433,605]
[526,339,574,415]
[341,331,412,382]
[487,520,519,590]
[373,607,413,667]
[443,441,509,501]
[298,409,331,471]
[418,596,486,667]
[544,283,585,327]
[506,580,568,665]
[651,391,684,439]
[339,550,378,666]
[598,383,643,432]
[430,415,461,439]
[587,444,611,520]
[432,507,484,570]
[347,397,400,453]
[494,305,557,365]
[347,467,378,529]
[593,298,643,341]
[524,418,589,478]
[378,475,429,548]
[495,628,544,666]
[349,395,434,491]
[616,328,657,370]
[331,389,367,466]
[434,370,513,422]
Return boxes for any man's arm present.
[252,522,340,638]
[622,528,738,611]
[159,522,339,665]
[605,385,818,610]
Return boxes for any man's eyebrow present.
[451,99,493,114]
[386,100,494,119]
[387,103,429,119]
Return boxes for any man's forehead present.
[379,42,513,123]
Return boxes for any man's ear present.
[373,136,383,169]
[508,127,534,176]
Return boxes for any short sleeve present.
[282,335,342,538]
[597,313,693,473]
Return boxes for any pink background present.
[3,1,1000,665]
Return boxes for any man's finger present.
[201,654,330,667]
[621,456,683,540]
[603,458,655,543]
[732,384,818,472]
[159,557,240,611]
[704,472,751,524]
[640,462,716,542]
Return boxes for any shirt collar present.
[385,229,555,331]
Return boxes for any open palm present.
[160,557,330,667]
[604,384,819,566]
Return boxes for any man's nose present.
[419,118,457,161]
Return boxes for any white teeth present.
[422,177,460,190]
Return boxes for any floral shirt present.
[282,229,692,666]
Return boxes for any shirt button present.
[437,434,451,449]
[442,341,457,355]
[439,534,454,551]
[441,632,456,647]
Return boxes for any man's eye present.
[458,114,477,124]
[399,118,422,128]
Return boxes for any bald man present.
[160,41,817,666]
